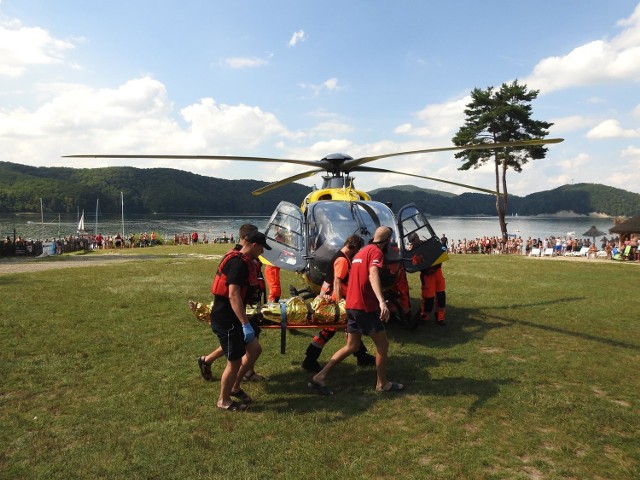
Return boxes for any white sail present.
[77,210,85,233]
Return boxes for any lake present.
[0,212,618,244]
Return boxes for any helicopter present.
[66,137,563,307]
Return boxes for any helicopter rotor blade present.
[64,138,563,196]
[251,168,324,196]
[63,153,321,168]
[351,166,499,195]
[344,138,564,170]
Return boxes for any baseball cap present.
[245,231,272,250]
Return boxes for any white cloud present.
[621,145,640,157]
[309,121,353,136]
[557,152,590,170]
[524,3,640,93]
[395,96,469,139]
[323,78,339,91]
[0,76,304,182]
[298,77,342,95]
[221,56,268,69]
[548,115,595,134]
[288,30,307,47]
[180,97,290,149]
[586,119,640,138]
[0,18,74,76]
[0,77,171,137]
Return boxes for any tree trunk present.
[499,157,509,242]
[494,153,508,241]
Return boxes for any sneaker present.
[197,356,214,381]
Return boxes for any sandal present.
[197,356,214,381]
[230,389,253,403]
[243,371,266,382]
[217,401,248,411]
[308,379,334,396]
[376,382,405,393]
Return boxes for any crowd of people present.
[445,235,523,255]
[92,231,159,248]
[1,234,90,256]
[523,235,626,258]
[0,228,241,256]
[5,225,635,262]
[442,234,633,258]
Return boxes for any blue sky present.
[1,0,639,197]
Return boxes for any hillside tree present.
[452,80,553,240]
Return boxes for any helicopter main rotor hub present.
[320,153,353,175]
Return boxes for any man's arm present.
[228,284,249,325]
[332,257,348,302]
[333,275,342,302]
[369,265,390,321]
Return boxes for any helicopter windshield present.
[307,200,401,262]
[262,201,306,272]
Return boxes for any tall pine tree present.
[453,80,552,240]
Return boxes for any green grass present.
[1,246,638,479]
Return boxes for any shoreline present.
[2,250,636,276]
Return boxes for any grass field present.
[1,245,638,479]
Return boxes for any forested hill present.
[1,161,639,216]
[372,183,640,217]
[0,161,309,215]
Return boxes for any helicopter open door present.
[397,203,449,273]
[261,201,306,272]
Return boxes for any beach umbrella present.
[609,215,640,235]
[582,225,607,244]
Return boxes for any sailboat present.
[77,210,86,236]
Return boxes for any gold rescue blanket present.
[188,296,347,326]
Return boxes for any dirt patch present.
[0,252,223,275]
[0,255,139,275]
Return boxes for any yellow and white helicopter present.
[66,138,563,333]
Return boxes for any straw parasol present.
[582,225,607,244]
[609,215,640,236]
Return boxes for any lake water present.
[0,212,618,244]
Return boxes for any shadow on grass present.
[422,377,515,413]
[249,351,510,415]
[386,304,504,350]
[388,295,639,352]
[469,296,639,352]
[485,311,640,352]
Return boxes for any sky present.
[1,0,639,197]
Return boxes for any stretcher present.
[188,296,347,353]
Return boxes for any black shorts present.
[211,317,245,361]
[346,309,385,336]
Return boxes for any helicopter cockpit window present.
[262,201,306,272]
[306,200,401,262]
[351,201,402,261]
[307,201,354,256]
[265,209,304,252]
